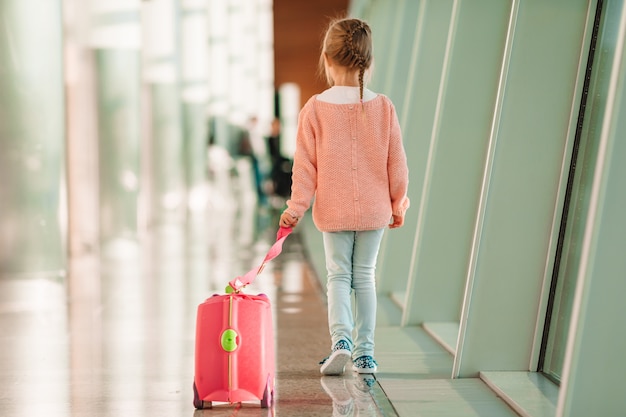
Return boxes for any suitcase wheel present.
[193,382,212,409]
[260,378,273,408]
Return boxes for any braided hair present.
[320,18,373,103]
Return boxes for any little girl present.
[279,17,410,375]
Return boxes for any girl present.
[279,17,410,375]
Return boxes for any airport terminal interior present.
[1,0,626,416]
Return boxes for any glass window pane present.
[541,0,623,383]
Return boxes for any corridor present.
[2,1,626,416]
[0,184,519,416]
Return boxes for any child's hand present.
[280,212,299,228]
[389,214,404,229]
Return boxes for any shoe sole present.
[320,349,351,375]
[354,367,377,374]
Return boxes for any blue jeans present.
[322,229,385,359]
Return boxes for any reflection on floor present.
[0,188,394,417]
[1,178,521,416]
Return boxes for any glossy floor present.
[0,187,521,416]
[0,199,395,417]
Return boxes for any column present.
[180,0,209,215]
[142,0,185,225]
[90,0,142,252]
[0,0,66,276]
[207,0,230,149]
[65,0,100,256]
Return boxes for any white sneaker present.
[321,376,354,416]
[352,355,378,374]
[320,340,351,375]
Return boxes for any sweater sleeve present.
[285,101,318,219]
[387,101,410,216]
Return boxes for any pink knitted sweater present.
[285,94,410,232]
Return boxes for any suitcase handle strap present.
[228,226,293,292]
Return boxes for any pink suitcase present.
[193,227,292,409]
[193,293,275,408]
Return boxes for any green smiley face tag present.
[221,329,238,352]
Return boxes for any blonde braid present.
[345,21,367,103]
[321,18,372,113]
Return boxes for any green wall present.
[351,0,626,414]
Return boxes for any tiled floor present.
[0,186,521,416]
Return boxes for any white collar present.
[316,86,378,104]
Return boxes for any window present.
[540,0,622,383]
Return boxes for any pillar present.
[90,0,142,251]
[180,0,209,215]
[0,0,66,276]
[142,0,185,225]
